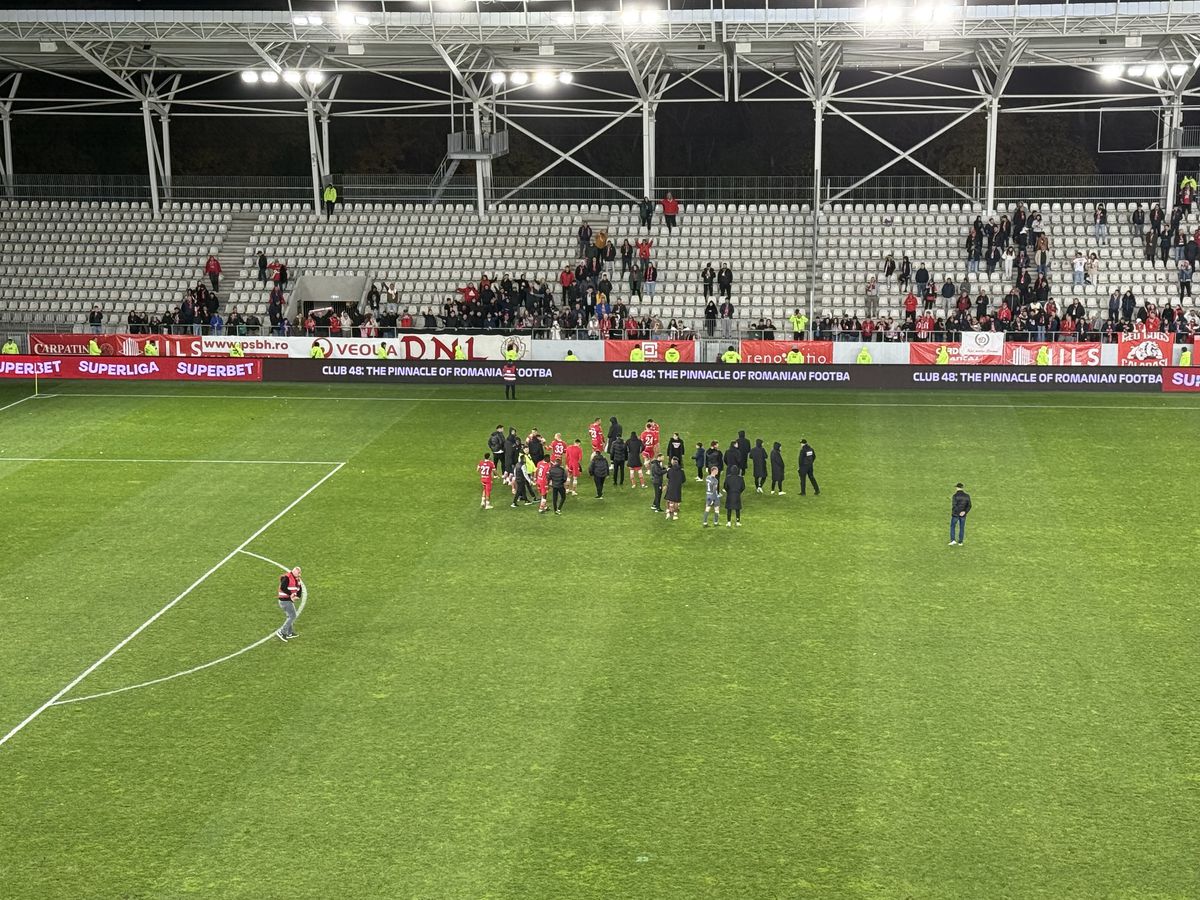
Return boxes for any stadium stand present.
[1,198,1191,334]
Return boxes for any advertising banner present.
[1161,367,1200,391]
[960,332,1005,357]
[1117,332,1173,366]
[200,333,518,360]
[0,355,261,381]
[909,342,1102,366]
[603,340,697,362]
[30,332,202,357]
[739,340,835,364]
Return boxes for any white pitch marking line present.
[35,390,1200,413]
[0,462,343,751]
[0,457,341,466]
[54,551,300,707]
[0,394,42,414]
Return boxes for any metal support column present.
[641,100,656,198]
[984,97,999,213]
[159,113,172,202]
[0,73,18,199]
[320,114,331,175]
[809,99,824,335]
[1161,92,1183,208]
[305,98,322,214]
[471,101,487,217]
[141,97,160,216]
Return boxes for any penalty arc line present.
[0,462,343,751]
[53,551,301,707]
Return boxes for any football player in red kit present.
[641,420,659,461]
[478,455,496,509]
[564,438,583,495]
[549,432,566,464]
[535,458,552,513]
[588,417,605,454]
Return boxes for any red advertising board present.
[1161,367,1200,391]
[0,355,261,381]
[603,340,697,362]
[1117,332,1172,366]
[739,340,835,364]
[30,332,202,357]
[908,342,1102,366]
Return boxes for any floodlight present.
[1126,64,1145,77]
[622,6,641,25]
[586,12,604,25]
[283,69,303,84]
[558,71,574,84]
[261,70,280,84]
[339,11,357,26]
[641,8,663,24]
[511,70,529,85]
[490,71,507,85]
[1171,63,1189,77]
[292,16,309,26]
[241,70,260,84]
[305,69,326,85]
[1146,63,1166,78]
[307,15,324,26]
[1099,64,1123,79]
[535,70,555,87]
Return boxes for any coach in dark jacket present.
[649,456,666,511]
[626,431,644,474]
[588,452,610,498]
[503,428,520,476]
[949,482,972,545]
[609,434,627,486]
[705,441,723,475]
[769,441,785,494]
[488,426,505,466]
[748,439,768,492]
[528,432,545,464]
[798,439,819,495]
[607,416,622,452]
[723,464,745,525]
[724,441,741,473]
[664,458,684,519]
[735,431,751,469]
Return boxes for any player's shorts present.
[629,465,641,472]
[482,479,493,495]
[706,493,720,506]
[567,465,581,477]
[537,484,548,497]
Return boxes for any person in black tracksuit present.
[488,426,505,467]
[798,439,819,495]
[949,482,971,545]
[748,439,768,493]
[666,433,685,467]
[705,441,724,476]
[724,441,741,474]
[503,429,520,478]
[606,416,622,453]
[511,454,531,506]
[549,461,567,515]
[588,451,610,498]
[723,464,745,526]
[735,431,751,472]
[625,431,644,488]
[769,441,785,494]
[693,442,706,480]
[649,456,666,512]
[527,432,545,465]
[609,434,627,486]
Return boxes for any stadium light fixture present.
[641,8,663,25]
[511,70,529,85]
[1171,63,1189,77]
[241,70,260,84]
[261,70,279,84]
[305,69,326,85]
[283,69,303,84]
[1126,64,1145,77]
[868,3,904,25]
[534,70,555,87]
[622,6,641,26]
[586,11,604,25]
[1146,63,1166,78]
[1100,64,1124,79]
[558,71,574,84]
[490,71,507,85]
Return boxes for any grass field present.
[1,380,1199,899]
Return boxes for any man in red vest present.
[277,566,303,641]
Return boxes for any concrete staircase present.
[217,211,260,292]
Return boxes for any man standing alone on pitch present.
[949,482,971,545]
[769,441,785,495]
[798,438,820,496]
[549,458,568,515]
[276,566,302,641]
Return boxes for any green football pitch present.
[1,380,1198,899]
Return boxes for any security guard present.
[1,338,18,354]
[785,346,804,364]
[87,339,102,356]
[721,345,740,364]
[504,343,519,361]
[322,182,337,218]
[789,310,808,339]
[629,345,645,362]
[309,342,325,359]
[1035,345,1050,366]
[143,340,159,357]
[376,343,389,359]
[454,343,467,360]
[935,345,950,364]
[1181,346,1193,367]
[564,349,579,361]
[663,344,681,363]
[856,346,872,364]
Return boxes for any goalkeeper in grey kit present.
[277,566,304,641]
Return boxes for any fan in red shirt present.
[588,417,605,453]
[535,459,551,513]
[477,456,496,509]
[564,439,584,495]
[636,238,653,261]
[549,433,566,463]
[903,291,919,324]
[661,192,680,232]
